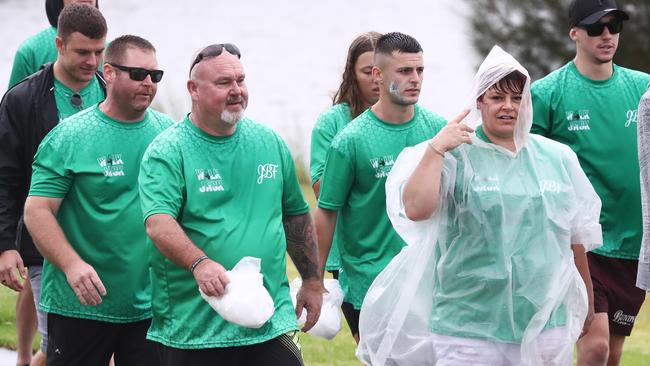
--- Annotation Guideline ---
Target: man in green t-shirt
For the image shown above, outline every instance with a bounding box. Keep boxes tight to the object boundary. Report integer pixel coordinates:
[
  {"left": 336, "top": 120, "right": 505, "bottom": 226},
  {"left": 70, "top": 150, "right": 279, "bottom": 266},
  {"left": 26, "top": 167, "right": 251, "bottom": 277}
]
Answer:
[
  {"left": 531, "top": 1, "right": 650, "bottom": 365},
  {"left": 0, "top": 5, "right": 107, "bottom": 366},
  {"left": 315, "top": 32, "right": 446, "bottom": 343},
  {"left": 139, "top": 43, "right": 323, "bottom": 366},
  {"left": 8, "top": 0, "right": 99, "bottom": 89},
  {"left": 23, "top": 35, "right": 172, "bottom": 365}
]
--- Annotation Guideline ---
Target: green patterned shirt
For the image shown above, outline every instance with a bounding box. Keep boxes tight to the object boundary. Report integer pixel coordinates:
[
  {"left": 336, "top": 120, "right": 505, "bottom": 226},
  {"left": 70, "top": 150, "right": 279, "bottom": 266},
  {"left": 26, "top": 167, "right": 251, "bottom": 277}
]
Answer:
[
  {"left": 30, "top": 104, "right": 174, "bottom": 322},
  {"left": 9, "top": 27, "right": 58, "bottom": 88},
  {"left": 532, "top": 62, "right": 650, "bottom": 259},
  {"left": 54, "top": 77, "right": 104, "bottom": 121},
  {"left": 139, "top": 116, "right": 309, "bottom": 348},
  {"left": 310, "top": 103, "right": 354, "bottom": 271},
  {"left": 318, "top": 105, "right": 446, "bottom": 308}
]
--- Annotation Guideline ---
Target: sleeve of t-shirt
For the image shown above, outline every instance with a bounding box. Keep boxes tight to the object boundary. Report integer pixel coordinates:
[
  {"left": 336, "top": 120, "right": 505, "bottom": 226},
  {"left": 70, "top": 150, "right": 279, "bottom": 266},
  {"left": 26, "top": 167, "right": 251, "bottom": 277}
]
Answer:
[
  {"left": 530, "top": 82, "right": 552, "bottom": 137},
  {"left": 310, "top": 112, "right": 337, "bottom": 185},
  {"left": 139, "top": 136, "right": 185, "bottom": 221},
  {"left": 317, "top": 136, "right": 354, "bottom": 211},
  {"left": 638, "top": 90, "right": 650, "bottom": 259},
  {"left": 565, "top": 147, "right": 602, "bottom": 251},
  {"left": 8, "top": 47, "right": 32, "bottom": 89},
  {"left": 277, "top": 135, "right": 309, "bottom": 216},
  {"left": 29, "top": 130, "right": 73, "bottom": 198}
]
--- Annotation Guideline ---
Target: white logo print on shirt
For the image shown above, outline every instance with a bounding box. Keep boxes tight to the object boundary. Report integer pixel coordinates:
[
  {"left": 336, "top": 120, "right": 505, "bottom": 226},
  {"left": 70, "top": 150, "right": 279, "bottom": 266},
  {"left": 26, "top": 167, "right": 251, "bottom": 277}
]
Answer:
[
  {"left": 97, "top": 154, "right": 124, "bottom": 177},
  {"left": 196, "top": 168, "right": 224, "bottom": 192},
  {"left": 370, "top": 155, "right": 395, "bottom": 178},
  {"left": 540, "top": 179, "right": 565, "bottom": 194},
  {"left": 472, "top": 174, "right": 500, "bottom": 192},
  {"left": 257, "top": 164, "right": 279, "bottom": 184},
  {"left": 625, "top": 109, "right": 638, "bottom": 128},
  {"left": 566, "top": 110, "right": 591, "bottom": 131}
]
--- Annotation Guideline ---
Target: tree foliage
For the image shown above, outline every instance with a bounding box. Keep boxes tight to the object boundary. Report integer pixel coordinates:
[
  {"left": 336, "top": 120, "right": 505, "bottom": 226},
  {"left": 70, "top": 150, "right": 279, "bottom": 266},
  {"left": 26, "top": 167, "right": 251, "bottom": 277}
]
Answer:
[{"left": 466, "top": 0, "right": 650, "bottom": 80}]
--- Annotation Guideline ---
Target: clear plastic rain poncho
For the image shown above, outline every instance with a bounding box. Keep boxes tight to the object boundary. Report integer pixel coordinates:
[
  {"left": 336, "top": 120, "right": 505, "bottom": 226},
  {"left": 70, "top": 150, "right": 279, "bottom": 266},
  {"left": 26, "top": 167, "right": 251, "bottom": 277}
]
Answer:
[{"left": 356, "top": 46, "right": 603, "bottom": 365}]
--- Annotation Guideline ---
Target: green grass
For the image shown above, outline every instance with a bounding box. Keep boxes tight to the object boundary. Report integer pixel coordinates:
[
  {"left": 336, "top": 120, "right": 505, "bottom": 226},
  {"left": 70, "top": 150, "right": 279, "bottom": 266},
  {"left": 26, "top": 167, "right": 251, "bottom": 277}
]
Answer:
[
  {"left": 0, "top": 286, "right": 41, "bottom": 351},
  {"left": 1, "top": 184, "right": 647, "bottom": 365}
]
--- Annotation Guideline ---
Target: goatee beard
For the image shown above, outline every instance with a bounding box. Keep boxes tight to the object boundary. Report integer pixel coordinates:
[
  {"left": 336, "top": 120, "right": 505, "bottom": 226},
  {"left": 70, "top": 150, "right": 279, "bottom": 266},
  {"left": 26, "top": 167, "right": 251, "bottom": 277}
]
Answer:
[{"left": 221, "top": 109, "right": 244, "bottom": 125}]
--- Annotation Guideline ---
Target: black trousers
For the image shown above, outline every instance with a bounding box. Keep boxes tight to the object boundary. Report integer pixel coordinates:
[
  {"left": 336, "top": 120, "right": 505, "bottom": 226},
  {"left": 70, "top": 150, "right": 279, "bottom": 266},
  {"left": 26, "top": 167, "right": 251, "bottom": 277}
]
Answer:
[
  {"left": 46, "top": 313, "right": 158, "bottom": 366},
  {"left": 341, "top": 301, "right": 361, "bottom": 337},
  {"left": 156, "top": 331, "right": 304, "bottom": 366}
]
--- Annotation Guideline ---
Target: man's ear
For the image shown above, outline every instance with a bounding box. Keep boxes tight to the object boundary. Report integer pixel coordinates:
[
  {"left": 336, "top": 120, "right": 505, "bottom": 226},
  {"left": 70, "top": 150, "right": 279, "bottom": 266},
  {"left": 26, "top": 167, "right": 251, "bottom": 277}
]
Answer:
[
  {"left": 103, "top": 63, "right": 115, "bottom": 83},
  {"left": 187, "top": 79, "right": 198, "bottom": 100},
  {"left": 372, "top": 66, "right": 383, "bottom": 84},
  {"left": 55, "top": 36, "right": 64, "bottom": 55}
]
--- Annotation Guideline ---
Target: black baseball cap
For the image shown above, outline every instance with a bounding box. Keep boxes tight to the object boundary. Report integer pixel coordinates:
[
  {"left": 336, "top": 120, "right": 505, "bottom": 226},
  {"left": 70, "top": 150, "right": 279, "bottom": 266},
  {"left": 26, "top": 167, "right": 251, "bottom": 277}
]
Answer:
[{"left": 569, "top": 0, "right": 629, "bottom": 27}]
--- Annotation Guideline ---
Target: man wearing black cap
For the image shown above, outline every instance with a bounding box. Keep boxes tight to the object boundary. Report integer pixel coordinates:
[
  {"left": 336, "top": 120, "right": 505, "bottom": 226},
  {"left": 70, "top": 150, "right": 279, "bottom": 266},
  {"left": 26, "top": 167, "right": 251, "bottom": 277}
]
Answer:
[{"left": 531, "top": 1, "right": 650, "bottom": 365}]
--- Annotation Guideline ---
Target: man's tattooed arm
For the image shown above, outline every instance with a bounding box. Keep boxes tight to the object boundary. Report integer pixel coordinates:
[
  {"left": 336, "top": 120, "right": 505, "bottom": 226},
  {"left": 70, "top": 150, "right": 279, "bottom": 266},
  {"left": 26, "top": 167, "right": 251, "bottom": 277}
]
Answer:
[{"left": 283, "top": 212, "right": 322, "bottom": 281}]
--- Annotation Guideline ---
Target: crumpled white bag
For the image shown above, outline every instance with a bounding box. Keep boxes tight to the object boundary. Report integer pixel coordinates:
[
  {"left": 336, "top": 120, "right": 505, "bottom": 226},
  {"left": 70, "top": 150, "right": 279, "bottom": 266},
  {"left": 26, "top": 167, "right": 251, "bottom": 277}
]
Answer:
[
  {"left": 199, "top": 256, "right": 274, "bottom": 328},
  {"left": 290, "top": 278, "right": 344, "bottom": 339}
]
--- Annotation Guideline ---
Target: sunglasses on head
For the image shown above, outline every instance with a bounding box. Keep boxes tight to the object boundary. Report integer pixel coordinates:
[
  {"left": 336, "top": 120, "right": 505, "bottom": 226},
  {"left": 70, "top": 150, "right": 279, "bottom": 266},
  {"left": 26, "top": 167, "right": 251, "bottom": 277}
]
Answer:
[
  {"left": 189, "top": 43, "right": 241, "bottom": 77},
  {"left": 578, "top": 19, "right": 623, "bottom": 37},
  {"left": 70, "top": 93, "right": 83, "bottom": 109},
  {"left": 108, "top": 63, "right": 164, "bottom": 83}
]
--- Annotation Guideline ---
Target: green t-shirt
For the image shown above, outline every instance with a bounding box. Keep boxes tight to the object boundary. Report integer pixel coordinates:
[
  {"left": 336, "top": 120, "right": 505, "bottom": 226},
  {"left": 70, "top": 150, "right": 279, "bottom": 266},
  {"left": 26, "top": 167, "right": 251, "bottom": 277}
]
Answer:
[
  {"left": 310, "top": 103, "right": 353, "bottom": 271},
  {"left": 8, "top": 27, "right": 58, "bottom": 88},
  {"left": 531, "top": 62, "right": 650, "bottom": 259},
  {"left": 29, "top": 104, "right": 174, "bottom": 322},
  {"left": 54, "top": 77, "right": 104, "bottom": 121},
  {"left": 318, "top": 105, "right": 446, "bottom": 308},
  {"left": 139, "top": 116, "right": 310, "bottom": 349}
]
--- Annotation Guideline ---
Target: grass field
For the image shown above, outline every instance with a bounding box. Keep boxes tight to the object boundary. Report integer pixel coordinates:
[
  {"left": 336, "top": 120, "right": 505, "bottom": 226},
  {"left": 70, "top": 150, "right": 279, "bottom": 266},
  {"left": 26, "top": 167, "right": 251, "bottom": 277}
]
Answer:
[{"left": 1, "top": 184, "right": 648, "bottom": 365}]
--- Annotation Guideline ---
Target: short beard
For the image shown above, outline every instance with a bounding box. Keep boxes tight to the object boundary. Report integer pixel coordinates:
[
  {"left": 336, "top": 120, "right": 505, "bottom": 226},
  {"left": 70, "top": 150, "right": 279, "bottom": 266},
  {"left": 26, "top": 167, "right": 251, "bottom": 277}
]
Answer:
[{"left": 221, "top": 109, "right": 244, "bottom": 125}]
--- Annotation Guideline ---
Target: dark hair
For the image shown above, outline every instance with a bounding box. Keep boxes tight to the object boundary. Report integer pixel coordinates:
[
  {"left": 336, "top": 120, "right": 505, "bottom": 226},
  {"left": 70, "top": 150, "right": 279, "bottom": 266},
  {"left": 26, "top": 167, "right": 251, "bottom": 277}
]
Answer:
[
  {"left": 57, "top": 3, "right": 107, "bottom": 41},
  {"left": 105, "top": 35, "right": 156, "bottom": 64},
  {"left": 480, "top": 70, "right": 527, "bottom": 100},
  {"left": 46, "top": 0, "right": 100, "bottom": 28},
  {"left": 332, "top": 31, "right": 382, "bottom": 118},
  {"left": 375, "top": 32, "right": 423, "bottom": 60}
]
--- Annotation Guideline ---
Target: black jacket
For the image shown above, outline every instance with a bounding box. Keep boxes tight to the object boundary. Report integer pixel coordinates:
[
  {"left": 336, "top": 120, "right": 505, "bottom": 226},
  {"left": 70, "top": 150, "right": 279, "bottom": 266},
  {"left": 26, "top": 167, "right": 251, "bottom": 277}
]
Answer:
[{"left": 0, "top": 63, "right": 106, "bottom": 265}]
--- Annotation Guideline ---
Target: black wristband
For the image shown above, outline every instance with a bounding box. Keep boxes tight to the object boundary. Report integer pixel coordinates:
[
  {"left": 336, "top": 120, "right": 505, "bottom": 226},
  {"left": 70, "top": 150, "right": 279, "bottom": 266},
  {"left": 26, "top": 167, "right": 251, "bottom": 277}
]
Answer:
[{"left": 190, "top": 255, "right": 209, "bottom": 273}]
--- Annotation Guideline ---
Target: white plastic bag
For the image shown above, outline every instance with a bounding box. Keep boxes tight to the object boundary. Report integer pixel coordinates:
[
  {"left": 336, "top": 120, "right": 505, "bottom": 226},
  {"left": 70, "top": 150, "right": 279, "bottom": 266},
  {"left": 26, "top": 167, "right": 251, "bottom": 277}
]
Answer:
[
  {"left": 199, "top": 256, "right": 274, "bottom": 328},
  {"left": 290, "top": 277, "right": 343, "bottom": 339}
]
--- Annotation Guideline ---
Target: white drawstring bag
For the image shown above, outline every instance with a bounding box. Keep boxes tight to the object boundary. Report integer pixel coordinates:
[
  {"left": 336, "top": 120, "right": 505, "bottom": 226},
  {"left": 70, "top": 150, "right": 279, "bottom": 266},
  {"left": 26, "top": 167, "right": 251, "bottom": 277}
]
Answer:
[
  {"left": 290, "top": 278, "right": 344, "bottom": 339},
  {"left": 199, "top": 256, "right": 275, "bottom": 328}
]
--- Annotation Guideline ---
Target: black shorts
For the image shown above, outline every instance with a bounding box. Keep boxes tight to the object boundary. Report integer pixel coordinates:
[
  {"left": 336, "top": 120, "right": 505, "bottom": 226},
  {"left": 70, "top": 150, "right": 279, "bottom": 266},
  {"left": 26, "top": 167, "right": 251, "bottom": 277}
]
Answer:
[
  {"left": 588, "top": 252, "right": 646, "bottom": 336},
  {"left": 341, "top": 301, "right": 360, "bottom": 337},
  {"left": 156, "top": 331, "right": 304, "bottom": 366},
  {"left": 46, "top": 313, "right": 158, "bottom": 366}
]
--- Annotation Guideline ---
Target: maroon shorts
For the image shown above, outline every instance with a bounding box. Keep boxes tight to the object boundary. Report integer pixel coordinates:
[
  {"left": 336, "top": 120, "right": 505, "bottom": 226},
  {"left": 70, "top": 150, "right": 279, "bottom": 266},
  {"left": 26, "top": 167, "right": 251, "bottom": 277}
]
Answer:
[{"left": 588, "top": 252, "right": 646, "bottom": 336}]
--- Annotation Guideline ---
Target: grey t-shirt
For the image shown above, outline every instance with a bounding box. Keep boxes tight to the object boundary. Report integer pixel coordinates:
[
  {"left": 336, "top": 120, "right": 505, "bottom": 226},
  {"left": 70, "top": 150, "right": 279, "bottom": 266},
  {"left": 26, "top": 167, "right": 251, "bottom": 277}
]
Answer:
[{"left": 637, "top": 85, "right": 650, "bottom": 291}]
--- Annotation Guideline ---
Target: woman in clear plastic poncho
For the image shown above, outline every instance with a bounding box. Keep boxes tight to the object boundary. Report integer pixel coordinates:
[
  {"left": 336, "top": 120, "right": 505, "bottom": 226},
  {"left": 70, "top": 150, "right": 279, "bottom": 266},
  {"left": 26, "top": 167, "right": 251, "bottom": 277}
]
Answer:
[{"left": 356, "top": 46, "right": 602, "bottom": 366}]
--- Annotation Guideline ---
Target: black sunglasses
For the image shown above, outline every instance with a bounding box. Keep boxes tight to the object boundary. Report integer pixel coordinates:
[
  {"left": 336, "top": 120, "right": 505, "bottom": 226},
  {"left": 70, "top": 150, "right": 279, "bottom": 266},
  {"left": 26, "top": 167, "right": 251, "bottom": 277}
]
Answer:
[
  {"left": 579, "top": 19, "right": 623, "bottom": 37},
  {"left": 108, "top": 63, "right": 164, "bottom": 83},
  {"left": 70, "top": 93, "right": 83, "bottom": 109},
  {"left": 189, "top": 43, "right": 241, "bottom": 77}
]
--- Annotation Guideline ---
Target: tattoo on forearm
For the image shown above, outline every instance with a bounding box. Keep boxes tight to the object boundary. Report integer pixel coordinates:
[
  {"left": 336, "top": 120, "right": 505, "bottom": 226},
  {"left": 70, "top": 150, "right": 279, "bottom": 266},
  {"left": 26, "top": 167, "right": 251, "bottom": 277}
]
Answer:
[{"left": 283, "top": 213, "right": 321, "bottom": 280}]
